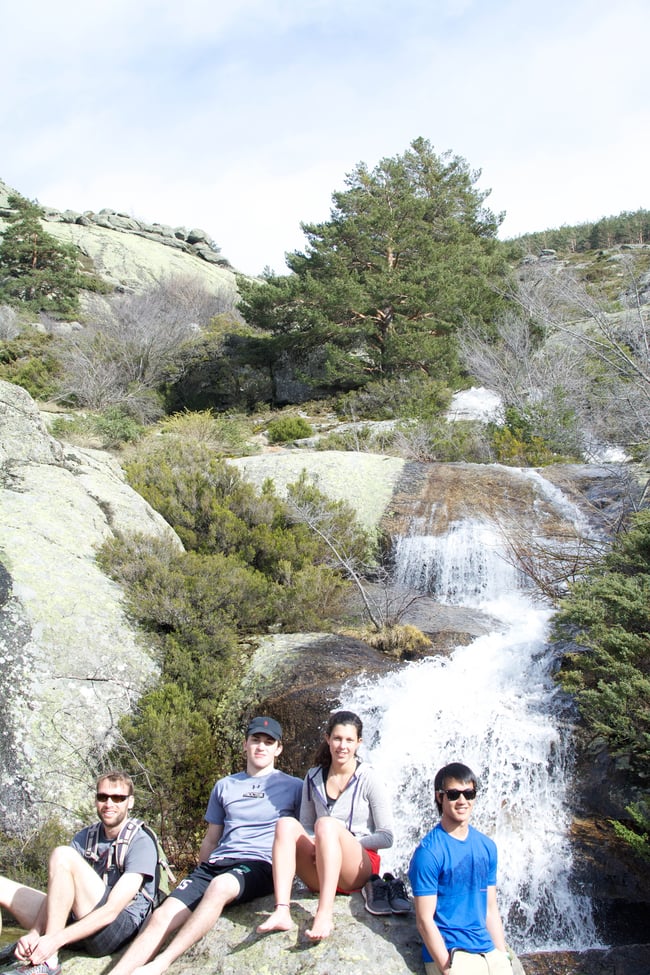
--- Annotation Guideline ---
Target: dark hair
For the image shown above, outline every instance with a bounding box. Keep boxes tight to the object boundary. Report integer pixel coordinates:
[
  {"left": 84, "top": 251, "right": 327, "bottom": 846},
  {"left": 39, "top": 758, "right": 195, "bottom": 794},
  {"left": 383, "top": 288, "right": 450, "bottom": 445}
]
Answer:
[
  {"left": 434, "top": 762, "right": 477, "bottom": 814},
  {"left": 313, "top": 710, "right": 363, "bottom": 769}
]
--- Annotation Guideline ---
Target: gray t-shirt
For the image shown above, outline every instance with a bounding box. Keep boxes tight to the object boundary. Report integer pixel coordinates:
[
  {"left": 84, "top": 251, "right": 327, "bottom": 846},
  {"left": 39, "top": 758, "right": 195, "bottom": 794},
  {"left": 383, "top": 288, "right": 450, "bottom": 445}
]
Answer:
[
  {"left": 205, "top": 768, "right": 302, "bottom": 864},
  {"left": 72, "top": 822, "right": 158, "bottom": 923}
]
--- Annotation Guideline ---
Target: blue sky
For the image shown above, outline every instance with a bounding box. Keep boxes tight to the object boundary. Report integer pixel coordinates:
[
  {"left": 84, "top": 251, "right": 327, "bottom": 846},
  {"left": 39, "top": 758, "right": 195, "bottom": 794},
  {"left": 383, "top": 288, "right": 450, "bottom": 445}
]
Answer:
[{"left": 2, "top": 0, "right": 648, "bottom": 275}]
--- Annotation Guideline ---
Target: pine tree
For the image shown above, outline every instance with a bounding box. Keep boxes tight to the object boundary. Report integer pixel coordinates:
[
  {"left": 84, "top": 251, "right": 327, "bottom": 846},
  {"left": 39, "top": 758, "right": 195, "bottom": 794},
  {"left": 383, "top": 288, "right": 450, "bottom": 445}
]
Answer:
[
  {"left": 555, "top": 509, "right": 650, "bottom": 860},
  {"left": 237, "top": 138, "right": 508, "bottom": 398},
  {"left": 0, "top": 193, "right": 85, "bottom": 316}
]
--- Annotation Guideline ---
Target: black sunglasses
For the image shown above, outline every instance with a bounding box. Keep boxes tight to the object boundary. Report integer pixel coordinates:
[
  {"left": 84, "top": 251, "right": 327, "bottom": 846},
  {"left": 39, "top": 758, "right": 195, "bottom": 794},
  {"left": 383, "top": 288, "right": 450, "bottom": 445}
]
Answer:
[
  {"left": 439, "top": 788, "right": 477, "bottom": 801},
  {"left": 96, "top": 793, "right": 130, "bottom": 803}
]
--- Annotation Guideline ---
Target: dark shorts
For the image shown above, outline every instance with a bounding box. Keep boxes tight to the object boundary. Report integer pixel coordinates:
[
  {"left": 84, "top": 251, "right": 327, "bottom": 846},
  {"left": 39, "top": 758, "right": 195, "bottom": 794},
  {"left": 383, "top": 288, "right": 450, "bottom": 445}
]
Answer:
[
  {"left": 70, "top": 887, "right": 151, "bottom": 957},
  {"left": 169, "top": 858, "right": 273, "bottom": 912}
]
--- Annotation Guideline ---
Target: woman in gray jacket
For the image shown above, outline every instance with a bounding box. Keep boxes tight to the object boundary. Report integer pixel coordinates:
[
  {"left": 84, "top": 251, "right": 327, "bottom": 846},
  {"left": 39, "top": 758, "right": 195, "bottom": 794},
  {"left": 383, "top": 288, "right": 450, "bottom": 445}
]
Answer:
[{"left": 257, "top": 710, "right": 393, "bottom": 940}]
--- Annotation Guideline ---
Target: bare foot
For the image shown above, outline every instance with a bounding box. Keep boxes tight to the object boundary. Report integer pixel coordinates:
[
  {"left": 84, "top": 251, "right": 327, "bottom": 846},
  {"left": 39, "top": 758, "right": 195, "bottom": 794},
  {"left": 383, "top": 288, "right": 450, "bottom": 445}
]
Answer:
[
  {"left": 305, "top": 910, "right": 333, "bottom": 940},
  {"left": 257, "top": 904, "right": 294, "bottom": 933},
  {"left": 132, "top": 961, "right": 169, "bottom": 975}
]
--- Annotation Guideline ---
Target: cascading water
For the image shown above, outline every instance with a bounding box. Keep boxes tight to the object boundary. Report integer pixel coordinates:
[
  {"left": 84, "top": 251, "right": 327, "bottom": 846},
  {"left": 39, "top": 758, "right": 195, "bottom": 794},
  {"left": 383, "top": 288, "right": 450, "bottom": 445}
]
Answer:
[{"left": 342, "top": 469, "right": 603, "bottom": 953}]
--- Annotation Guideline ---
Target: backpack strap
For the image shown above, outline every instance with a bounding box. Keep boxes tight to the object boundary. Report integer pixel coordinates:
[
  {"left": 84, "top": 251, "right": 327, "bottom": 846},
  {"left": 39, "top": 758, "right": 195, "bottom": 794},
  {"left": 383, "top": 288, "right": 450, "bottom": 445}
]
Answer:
[
  {"left": 112, "top": 818, "right": 143, "bottom": 874},
  {"left": 83, "top": 821, "right": 102, "bottom": 864}
]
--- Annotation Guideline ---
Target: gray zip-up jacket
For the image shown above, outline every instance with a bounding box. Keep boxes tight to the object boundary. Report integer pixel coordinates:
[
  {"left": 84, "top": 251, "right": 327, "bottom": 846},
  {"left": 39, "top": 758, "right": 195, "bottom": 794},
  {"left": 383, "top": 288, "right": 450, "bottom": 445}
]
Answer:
[{"left": 300, "top": 761, "right": 393, "bottom": 851}]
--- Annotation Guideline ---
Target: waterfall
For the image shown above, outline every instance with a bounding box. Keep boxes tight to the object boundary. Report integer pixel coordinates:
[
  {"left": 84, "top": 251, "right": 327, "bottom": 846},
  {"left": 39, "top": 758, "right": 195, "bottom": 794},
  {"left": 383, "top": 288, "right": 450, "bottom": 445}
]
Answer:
[{"left": 343, "top": 469, "right": 603, "bottom": 953}]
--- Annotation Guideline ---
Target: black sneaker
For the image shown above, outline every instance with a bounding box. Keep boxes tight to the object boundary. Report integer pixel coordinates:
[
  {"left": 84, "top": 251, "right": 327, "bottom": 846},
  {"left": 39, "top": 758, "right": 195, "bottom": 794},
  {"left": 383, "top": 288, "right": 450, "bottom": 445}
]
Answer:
[
  {"left": 383, "top": 872, "right": 412, "bottom": 914},
  {"left": 361, "top": 873, "right": 392, "bottom": 915}
]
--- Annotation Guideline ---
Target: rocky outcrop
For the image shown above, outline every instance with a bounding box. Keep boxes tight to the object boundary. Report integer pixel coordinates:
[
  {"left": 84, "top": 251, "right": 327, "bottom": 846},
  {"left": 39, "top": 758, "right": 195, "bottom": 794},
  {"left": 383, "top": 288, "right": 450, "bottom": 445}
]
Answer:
[
  {"left": 0, "top": 381, "right": 183, "bottom": 831},
  {"left": 232, "top": 450, "right": 405, "bottom": 532},
  {"left": 0, "top": 178, "right": 239, "bottom": 298},
  {"left": 241, "top": 632, "right": 399, "bottom": 775},
  {"left": 6, "top": 892, "right": 647, "bottom": 975}
]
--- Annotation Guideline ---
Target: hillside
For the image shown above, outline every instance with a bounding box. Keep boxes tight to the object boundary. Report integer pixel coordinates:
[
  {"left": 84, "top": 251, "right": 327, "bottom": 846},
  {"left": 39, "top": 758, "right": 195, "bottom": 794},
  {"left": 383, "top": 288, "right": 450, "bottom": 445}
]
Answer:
[{"left": 0, "top": 177, "right": 240, "bottom": 301}]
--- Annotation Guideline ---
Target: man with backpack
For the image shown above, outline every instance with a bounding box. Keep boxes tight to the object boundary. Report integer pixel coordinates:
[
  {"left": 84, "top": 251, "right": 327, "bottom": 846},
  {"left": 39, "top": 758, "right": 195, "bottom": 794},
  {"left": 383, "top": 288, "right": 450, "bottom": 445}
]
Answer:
[
  {"left": 107, "top": 716, "right": 302, "bottom": 975},
  {"left": 0, "top": 770, "right": 158, "bottom": 975}
]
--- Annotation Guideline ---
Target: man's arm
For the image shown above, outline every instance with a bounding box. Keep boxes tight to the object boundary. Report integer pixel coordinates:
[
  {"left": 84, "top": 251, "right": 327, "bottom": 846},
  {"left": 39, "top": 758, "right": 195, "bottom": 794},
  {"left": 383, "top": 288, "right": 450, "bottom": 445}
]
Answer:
[
  {"left": 413, "top": 893, "right": 453, "bottom": 974},
  {"left": 485, "top": 885, "right": 508, "bottom": 952},
  {"left": 198, "top": 823, "right": 223, "bottom": 864}
]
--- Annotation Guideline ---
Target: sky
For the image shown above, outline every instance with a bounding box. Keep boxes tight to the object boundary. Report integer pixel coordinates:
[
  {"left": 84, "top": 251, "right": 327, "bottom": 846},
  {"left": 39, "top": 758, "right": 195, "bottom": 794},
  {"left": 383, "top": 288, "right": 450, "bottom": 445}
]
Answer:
[{"left": 2, "top": 0, "right": 649, "bottom": 277}]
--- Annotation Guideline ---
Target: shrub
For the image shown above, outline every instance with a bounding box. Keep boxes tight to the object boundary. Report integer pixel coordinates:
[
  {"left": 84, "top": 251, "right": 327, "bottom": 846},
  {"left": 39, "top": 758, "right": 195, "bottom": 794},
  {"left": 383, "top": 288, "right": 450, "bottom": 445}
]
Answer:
[
  {"left": 488, "top": 406, "right": 576, "bottom": 466},
  {"left": 158, "top": 409, "right": 255, "bottom": 456},
  {"left": 555, "top": 509, "right": 650, "bottom": 860},
  {"left": 108, "top": 682, "right": 223, "bottom": 873},
  {"left": 51, "top": 407, "right": 144, "bottom": 448},
  {"left": 0, "top": 817, "right": 69, "bottom": 891},
  {"left": 336, "top": 375, "right": 453, "bottom": 421},
  {"left": 95, "top": 439, "right": 376, "bottom": 862},
  {"left": 392, "top": 418, "right": 494, "bottom": 463},
  {"left": 363, "top": 623, "right": 432, "bottom": 658},
  {"left": 316, "top": 423, "right": 397, "bottom": 454},
  {"left": 266, "top": 415, "right": 313, "bottom": 443},
  {"left": 0, "top": 328, "right": 61, "bottom": 400}
]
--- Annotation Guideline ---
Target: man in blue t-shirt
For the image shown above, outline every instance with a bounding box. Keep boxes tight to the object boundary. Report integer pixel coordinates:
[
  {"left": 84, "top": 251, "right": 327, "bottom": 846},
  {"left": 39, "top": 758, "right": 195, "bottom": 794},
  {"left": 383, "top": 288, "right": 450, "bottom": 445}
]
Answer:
[
  {"left": 0, "top": 771, "right": 157, "bottom": 975},
  {"left": 408, "top": 762, "right": 513, "bottom": 975},
  {"left": 107, "top": 717, "right": 302, "bottom": 975}
]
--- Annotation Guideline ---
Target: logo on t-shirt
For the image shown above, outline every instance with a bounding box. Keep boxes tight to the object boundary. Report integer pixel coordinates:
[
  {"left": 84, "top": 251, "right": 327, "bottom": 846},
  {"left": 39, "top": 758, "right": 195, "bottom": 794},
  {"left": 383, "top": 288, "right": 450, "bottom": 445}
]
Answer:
[{"left": 242, "top": 789, "right": 266, "bottom": 798}]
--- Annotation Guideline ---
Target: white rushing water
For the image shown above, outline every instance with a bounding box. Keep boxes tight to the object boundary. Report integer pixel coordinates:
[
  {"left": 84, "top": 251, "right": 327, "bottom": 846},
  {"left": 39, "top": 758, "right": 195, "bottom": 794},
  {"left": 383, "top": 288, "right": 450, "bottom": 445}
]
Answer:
[{"left": 343, "top": 488, "right": 603, "bottom": 952}]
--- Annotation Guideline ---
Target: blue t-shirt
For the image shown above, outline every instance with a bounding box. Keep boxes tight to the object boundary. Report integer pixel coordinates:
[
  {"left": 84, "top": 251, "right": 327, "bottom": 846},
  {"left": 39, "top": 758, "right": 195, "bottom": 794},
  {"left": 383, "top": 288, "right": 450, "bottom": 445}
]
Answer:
[
  {"left": 72, "top": 822, "right": 157, "bottom": 924},
  {"left": 408, "top": 822, "right": 498, "bottom": 959},
  {"left": 205, "top": 769, "right": 302, "bottom": 864}
]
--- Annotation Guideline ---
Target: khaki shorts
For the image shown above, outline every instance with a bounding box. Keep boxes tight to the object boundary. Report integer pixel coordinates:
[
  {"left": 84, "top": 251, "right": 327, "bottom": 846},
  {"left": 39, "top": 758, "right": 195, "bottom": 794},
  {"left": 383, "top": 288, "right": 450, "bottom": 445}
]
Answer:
[{"left": 424, "top": 948, "right": 514, "bottom": 975}]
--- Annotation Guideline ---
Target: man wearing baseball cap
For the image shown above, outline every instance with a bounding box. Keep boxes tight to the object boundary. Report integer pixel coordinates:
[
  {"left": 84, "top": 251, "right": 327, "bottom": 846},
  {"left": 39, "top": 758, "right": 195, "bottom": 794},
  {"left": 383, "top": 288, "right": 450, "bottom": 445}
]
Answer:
[{"left": 108, "top": 717, "right": 301, "bottom": 975}]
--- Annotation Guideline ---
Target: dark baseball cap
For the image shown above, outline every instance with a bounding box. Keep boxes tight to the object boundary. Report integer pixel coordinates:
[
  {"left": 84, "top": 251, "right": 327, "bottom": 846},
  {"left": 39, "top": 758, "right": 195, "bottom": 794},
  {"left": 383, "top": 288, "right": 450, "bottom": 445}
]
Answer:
[{"left": 246, "top": 716, "right": 282, "bottom": 740}]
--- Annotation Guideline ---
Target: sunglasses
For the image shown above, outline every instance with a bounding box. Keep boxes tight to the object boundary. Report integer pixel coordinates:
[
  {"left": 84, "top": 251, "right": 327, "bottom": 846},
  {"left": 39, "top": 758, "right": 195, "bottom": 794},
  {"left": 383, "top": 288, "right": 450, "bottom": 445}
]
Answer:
[
  {"left": 439, "top": 788, "right": 477, "bottom": 801},
  {"left": 96, "top": 793, "right": 130, "bottom": 803}
]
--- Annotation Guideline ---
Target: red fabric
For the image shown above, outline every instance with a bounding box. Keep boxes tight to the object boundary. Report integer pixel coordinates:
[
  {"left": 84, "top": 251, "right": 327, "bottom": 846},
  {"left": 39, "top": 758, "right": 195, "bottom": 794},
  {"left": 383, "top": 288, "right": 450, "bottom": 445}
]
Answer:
[{"left": 336, "top": 848, "right": 381, "bottom": 895}]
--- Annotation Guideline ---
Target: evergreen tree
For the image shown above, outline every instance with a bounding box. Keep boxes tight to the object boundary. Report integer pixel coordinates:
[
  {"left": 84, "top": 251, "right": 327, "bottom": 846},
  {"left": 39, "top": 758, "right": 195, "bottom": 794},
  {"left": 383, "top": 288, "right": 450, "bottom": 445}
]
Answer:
[
  {"left": 238, "top": 138, "right": 508, "bottom": 399},
  {"left": 0, "top": 193, "right": 86, "bottom": 316},
  {"left": 555, "top": 509, "right": 650, "bottom": 859}
]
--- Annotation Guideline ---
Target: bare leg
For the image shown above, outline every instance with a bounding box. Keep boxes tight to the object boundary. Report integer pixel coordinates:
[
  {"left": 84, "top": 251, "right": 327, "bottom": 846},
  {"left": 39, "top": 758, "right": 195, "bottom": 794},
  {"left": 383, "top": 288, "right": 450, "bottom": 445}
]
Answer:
[
  {"left": 132, "top": 873, "right": 240, "bottom": 975},
  {"left": 45, "top": 846, "right": 105, "bottom": 935},
  {"left": 0, "top": 876, "right": 47, "bottom": 962},
  {"left": 108, "top": 898, "right": 190, "bottom": 975},
  {"left": 6, "top": 846, "right": 105, "bottom": 967},
  {"left": 257, "top": 819, "right": 317, "bottom": 933},
  {"left": 0, "top": 876, "right": 46, "bottom": 930},
  {"left": 306, "top": 819, "right": 370, "bottom": 941}
]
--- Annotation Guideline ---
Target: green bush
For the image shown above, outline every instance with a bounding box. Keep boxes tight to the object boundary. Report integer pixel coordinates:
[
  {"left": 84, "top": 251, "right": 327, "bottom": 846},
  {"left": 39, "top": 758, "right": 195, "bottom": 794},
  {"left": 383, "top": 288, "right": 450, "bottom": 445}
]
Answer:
[
  {"left": 0, "top": 328, "right": 61, "bottom": 400},
  {"left": 108, "top": 683, "right": 220, "bottom": 872},
  {"left": 316, "top": 423, "right": 397, "bottom": 453},
  {"left": 392, "top": 418, "right": 494, "bottom": 463},
  {"left": 266, "top": 415, "right": 313, "bottom": 443},
  {"left": 336, "top": 375, "right": 453, "bottom": 421},
  {"left": 51, "top": 407, "right": 144, "bottom": 448},
  {"left": 555, "top": 509, "right": 650, "bottom": 860},
  {"left": 158, "top": 409, "right": 255, "bottom": 456},
  {"left": 0, "top": 817, "right": 69, "bottom": 892},
  {"left": 488, "top": 405, "right": 577, "bottom": 466}
]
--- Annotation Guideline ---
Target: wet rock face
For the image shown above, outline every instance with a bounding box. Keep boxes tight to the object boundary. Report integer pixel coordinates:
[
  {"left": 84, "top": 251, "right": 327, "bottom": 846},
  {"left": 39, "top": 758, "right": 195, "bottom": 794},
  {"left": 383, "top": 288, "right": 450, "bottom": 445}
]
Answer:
[{"left": 241, "top": 632, "right": 398, "bottom": 776}]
